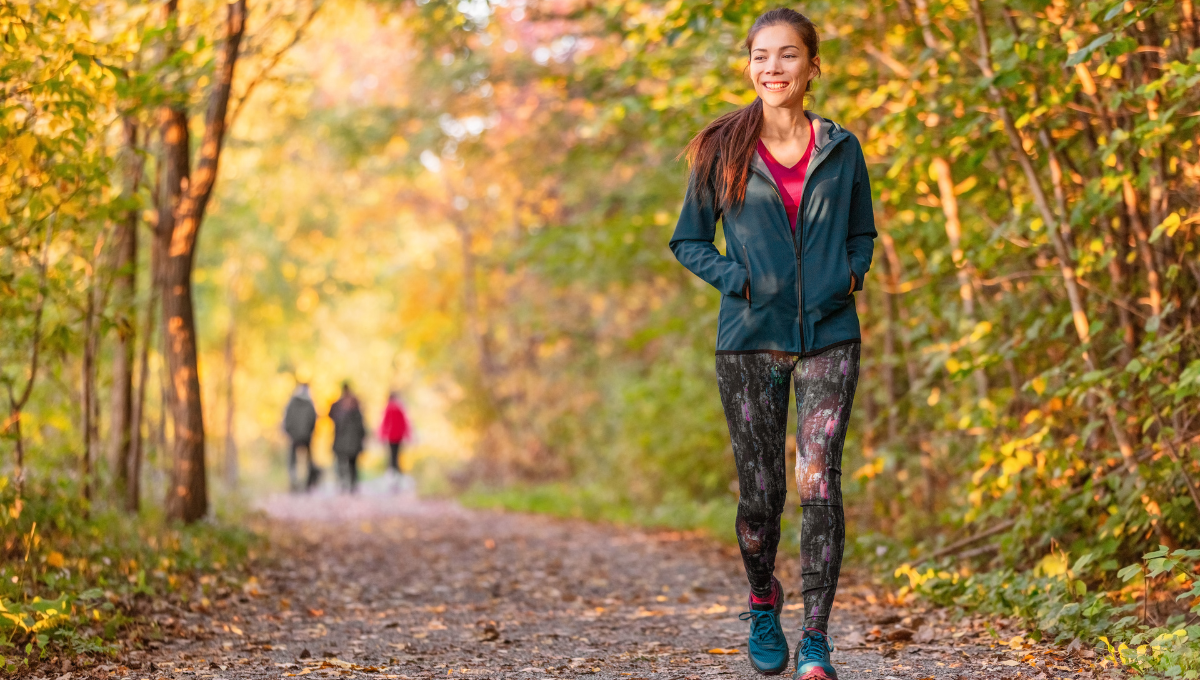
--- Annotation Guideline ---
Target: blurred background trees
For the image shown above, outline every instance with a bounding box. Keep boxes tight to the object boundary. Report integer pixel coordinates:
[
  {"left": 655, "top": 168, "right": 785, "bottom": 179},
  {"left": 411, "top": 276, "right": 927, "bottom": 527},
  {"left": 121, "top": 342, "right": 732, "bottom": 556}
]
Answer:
[{"left": 2, "top": 0, "right": 1199, "bottom": 657}]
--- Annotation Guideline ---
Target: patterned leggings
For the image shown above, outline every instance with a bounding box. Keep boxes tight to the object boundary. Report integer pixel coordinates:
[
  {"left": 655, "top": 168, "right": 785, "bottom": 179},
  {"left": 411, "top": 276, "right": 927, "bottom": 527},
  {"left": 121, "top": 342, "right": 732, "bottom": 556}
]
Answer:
[{"left": 715, "top": 343, "right": 860, "bottom": 632}]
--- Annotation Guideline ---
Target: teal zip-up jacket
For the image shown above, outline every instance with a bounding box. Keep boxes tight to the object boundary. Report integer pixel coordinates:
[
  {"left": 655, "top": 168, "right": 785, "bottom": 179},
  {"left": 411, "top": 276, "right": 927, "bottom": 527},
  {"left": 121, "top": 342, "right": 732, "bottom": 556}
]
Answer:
[{"left": 669, "top": 112, "right": 877, "bottom": 355}]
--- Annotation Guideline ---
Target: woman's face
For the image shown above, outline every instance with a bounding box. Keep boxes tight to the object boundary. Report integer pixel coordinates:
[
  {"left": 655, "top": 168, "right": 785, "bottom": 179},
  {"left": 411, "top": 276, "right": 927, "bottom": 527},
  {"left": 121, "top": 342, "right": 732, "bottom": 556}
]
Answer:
[{"left": 748, "top": 24, "right": 818, "bottom": 109}]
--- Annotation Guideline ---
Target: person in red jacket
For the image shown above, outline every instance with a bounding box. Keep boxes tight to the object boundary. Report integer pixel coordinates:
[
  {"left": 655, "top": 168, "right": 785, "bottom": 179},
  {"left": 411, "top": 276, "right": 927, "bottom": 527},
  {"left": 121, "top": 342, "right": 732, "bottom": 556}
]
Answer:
[{"left": 379, "top": 392, "right": 411, "bottom": 475}]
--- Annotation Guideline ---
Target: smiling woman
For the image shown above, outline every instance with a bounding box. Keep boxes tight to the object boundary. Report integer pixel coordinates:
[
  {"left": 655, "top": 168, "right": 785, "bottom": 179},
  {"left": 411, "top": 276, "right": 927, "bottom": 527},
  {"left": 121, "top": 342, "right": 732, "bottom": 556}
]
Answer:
[{"left": 668, "top": 8, "right": 876, "bottom": 680}]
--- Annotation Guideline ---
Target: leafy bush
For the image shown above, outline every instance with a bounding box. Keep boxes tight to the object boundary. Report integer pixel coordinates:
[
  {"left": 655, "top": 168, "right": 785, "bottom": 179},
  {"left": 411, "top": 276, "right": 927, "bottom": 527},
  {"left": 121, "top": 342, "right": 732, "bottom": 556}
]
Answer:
[
  {"left": 897, "top": 547, "right": 1200, "bottom": 678},
  {"left": 0, "top": 476, "right": 259, "bottom": 672}
]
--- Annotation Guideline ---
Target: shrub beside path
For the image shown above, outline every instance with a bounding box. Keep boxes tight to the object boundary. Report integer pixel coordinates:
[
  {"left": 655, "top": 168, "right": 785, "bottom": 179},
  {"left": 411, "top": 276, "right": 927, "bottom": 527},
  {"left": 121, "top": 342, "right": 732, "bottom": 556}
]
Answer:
[{"left": 95, "top": 489, "right": 1112, "bottom": 680}]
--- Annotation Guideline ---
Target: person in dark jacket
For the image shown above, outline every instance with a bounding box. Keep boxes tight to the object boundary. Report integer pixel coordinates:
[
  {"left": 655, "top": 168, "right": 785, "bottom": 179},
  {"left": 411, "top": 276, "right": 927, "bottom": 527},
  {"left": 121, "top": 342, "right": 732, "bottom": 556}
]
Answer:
[
  {"left": 282, "top": 383, "right": 318, "bottom": 492},
  {"left": 329, "top": 382, "right": 367, "bottom": 493},
  {"left": 668, "top": 9, "right": 875, "bottom": 680}
]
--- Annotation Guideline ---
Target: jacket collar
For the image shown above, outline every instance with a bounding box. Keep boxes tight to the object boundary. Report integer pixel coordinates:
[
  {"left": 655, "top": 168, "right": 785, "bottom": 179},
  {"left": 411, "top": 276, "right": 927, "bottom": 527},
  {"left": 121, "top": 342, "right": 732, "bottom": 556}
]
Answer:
[
  {"left": 750, "top": 111, "right": 848, "bottom": 192},
  {"left": 808, "top": 110, "right": 845, "bottom": 153}
]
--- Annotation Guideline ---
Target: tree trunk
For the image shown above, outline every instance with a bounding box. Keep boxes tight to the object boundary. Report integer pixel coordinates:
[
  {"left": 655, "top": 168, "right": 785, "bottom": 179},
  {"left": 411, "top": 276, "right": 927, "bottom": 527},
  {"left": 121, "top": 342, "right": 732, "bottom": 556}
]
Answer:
[
  {"left": 877, "top": 241, "right": 899, "bottom": 442},
  {"left": 223, "top": 302, "right": 238, "bottom": 489},
  {"left": 856, "top": 286, "right": 877, "bottom": 445},
  {"left": 1122, "top": 174, "right": 1163, "bottom": 316},
  {"left": 930, "top": 156, "right": 987, "bottom": 399},
  {"left": 1071, "top": 56, "right": 1164, "bottom": 319},
  {"left": 879, "top": 231, "right": 920, "bottom": 390},
  {"left": 159, "top": 202, "right": 207, "bottom": 521},
  {"left": 110, "top": 119, "right": 142, "bottom": 506},
  {"left": 82, "top": 263, "right": 98, "bottom": 505},
  {"left": 9, "top": 221, "right": 57, "bottom": 496},
  {"left": 157, "top": 0, "right": 247, "bottom": 523},
  {"left": 127, "top": 216, "right": 162, "bottom": 513}
]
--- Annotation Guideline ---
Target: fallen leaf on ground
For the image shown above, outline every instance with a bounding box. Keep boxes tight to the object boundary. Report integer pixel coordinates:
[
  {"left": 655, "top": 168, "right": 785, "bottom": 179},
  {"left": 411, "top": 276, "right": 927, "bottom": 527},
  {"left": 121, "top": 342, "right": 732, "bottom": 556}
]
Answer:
[{"left": 707, "top": 648, "right": 740, "bottom": 654}]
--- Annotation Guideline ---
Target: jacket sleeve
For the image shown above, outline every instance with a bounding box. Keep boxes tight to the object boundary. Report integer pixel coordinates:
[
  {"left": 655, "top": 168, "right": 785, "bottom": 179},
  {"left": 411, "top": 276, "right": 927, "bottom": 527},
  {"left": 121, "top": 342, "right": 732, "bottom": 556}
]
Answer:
[
  {"left": 668, "top": 172, "right": 748, "bottom": 297},
  {"left": 846, "top": 142, "right": 877, "bottom": 292}
]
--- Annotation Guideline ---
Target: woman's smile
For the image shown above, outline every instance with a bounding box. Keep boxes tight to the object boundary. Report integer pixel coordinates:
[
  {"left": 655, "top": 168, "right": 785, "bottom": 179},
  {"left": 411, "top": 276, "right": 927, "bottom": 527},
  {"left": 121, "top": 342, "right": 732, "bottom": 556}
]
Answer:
[{"left": 762, "top": 81, "right": 790, "bottom": 92}]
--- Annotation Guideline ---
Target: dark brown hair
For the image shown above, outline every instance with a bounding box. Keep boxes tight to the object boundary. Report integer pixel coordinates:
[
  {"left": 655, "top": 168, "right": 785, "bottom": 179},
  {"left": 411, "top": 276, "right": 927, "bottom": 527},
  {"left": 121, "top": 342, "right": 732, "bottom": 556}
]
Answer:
[{"left": 683, "top": 8, "right": 821, "bottom": 212}]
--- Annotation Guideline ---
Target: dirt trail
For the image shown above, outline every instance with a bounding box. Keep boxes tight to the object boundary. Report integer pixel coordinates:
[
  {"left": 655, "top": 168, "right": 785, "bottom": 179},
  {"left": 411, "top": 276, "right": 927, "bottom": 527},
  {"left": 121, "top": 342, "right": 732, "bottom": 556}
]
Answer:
[{"left": 99, "top": 488, "right": 1104, "bottom": 680}]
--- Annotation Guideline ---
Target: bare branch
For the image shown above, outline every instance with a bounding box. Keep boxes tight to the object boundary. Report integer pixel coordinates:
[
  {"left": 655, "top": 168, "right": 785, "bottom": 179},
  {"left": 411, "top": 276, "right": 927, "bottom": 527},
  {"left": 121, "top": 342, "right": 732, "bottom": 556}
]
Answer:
[{"left": 227, "top": 1, "right": 323, "bottom": 130}]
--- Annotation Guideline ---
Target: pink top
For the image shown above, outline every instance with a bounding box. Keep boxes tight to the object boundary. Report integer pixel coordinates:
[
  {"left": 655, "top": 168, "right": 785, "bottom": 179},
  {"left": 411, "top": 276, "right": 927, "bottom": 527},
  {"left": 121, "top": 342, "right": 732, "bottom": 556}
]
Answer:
[
  {"left": 756, "top": 125, "right": 816, "bottom": 232},
  {"left": 379, "top": 400, "right": 410, "bottom": 444}
]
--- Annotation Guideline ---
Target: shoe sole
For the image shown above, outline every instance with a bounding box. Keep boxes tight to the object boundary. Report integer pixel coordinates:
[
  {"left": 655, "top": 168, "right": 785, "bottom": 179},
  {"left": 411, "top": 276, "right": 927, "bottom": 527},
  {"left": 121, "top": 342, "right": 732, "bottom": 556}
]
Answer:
[
  {"left": 749, "top": 653, "right": 788, "bottom": 676},
  {"left": 794, "top": 669, "right": 836, "bottom": 680}
]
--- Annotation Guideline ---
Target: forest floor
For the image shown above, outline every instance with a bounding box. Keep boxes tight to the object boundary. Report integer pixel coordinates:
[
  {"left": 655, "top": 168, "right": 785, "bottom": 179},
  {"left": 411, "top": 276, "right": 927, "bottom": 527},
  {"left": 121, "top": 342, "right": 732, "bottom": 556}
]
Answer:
[{"left": 52, "top": 483, "right": 1120, "bottom": 680}]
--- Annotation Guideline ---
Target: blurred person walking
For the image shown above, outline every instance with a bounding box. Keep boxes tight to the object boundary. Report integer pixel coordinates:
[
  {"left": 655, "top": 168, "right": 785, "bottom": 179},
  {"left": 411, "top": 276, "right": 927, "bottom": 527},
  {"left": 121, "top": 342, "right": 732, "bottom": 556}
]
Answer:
[
  {"left": 283, "top": 382, "right": 318, "bottom": 492},
  {"left": 379, "top": 391, "right": 411, "bottom": 486},
  {"left": 669, "top": 9, "right": 875, "bottom": 679},
  {"left": 329, "top": 382, "right": 367, "bottom": 494}
]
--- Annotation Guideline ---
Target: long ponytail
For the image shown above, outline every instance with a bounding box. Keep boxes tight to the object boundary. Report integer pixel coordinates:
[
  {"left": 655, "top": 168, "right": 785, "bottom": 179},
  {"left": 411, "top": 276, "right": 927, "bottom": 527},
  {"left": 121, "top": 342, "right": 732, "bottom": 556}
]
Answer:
[{"left": 682, "top": 99, "right": 765, "bottom": 214}]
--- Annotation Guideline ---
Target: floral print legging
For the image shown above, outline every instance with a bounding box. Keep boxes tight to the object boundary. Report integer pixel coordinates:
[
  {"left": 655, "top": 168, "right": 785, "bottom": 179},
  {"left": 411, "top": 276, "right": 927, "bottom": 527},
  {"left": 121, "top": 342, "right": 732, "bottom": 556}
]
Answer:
[{"left": 715, "top": 343, "right": 860, "bottom": 632}]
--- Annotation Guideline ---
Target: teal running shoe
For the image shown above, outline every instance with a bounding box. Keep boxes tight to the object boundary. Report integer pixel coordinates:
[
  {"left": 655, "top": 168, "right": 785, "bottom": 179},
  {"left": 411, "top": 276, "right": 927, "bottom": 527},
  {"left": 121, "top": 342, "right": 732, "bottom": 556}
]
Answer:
[
  {"left": 737, "top": 578, "right": 789, "bottom": 675},
  {"left": 792, "top": 627, "right": 837, "bottom": 680}
]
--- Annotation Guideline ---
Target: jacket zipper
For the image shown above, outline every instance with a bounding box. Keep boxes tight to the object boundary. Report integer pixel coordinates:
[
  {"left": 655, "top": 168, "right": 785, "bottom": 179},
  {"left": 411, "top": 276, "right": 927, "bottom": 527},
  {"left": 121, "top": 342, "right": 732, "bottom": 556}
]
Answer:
[
  {"left": 795, "top": 133, "right": 849, "bottom": 353},
  {"left": 751, "top": 128, "right": 850, "bottom": 354},
  {"left": 742, "top": 244, "right": 752, "bottom": 306}
]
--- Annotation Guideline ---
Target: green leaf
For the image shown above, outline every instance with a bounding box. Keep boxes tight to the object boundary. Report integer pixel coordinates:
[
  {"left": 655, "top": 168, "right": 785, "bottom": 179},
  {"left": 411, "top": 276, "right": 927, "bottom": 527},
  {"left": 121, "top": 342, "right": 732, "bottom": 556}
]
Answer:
[
  {"left": 1067, "top": 34, "right": 1114, "bottom": 67},
  {"left": 1104, "top": 1, "right": 1127, "bottom": 20},
  {"left": 1106, "top": 36, "right": 1138, "bottom": 58},
  {"left": 1072, "top": 552, "right": 1096, "bottom": 573},
  {"left": 1147, "top": 557, "right": 1177, "bottom": 577},
  {"left": 1149, "top": 213, "right": 1181, "bottom": 242},
  {"left": 1119, "top": 563, "right": 1144, "bottom": 581}
]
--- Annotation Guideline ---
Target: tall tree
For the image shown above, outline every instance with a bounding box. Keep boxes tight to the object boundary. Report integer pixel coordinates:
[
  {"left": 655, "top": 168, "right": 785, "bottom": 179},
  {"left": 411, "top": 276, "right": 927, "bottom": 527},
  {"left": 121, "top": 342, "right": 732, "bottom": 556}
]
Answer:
[
  {"left": 156, "top": 0, "right": 247, "bottom": 522},
  {"left": 110, "top": 120, "right": 144, "bottom": 509}
]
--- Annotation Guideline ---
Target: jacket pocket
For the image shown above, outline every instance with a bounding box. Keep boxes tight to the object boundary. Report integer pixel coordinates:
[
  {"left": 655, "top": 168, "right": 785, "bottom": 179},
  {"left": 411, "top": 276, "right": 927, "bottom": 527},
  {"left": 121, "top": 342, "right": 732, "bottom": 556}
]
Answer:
[
  {"left": 843, "top": 250, "right": 854, "bottom": 297},
  {"left": 742, "top": 244, "right": 753, "bottom": 306}
]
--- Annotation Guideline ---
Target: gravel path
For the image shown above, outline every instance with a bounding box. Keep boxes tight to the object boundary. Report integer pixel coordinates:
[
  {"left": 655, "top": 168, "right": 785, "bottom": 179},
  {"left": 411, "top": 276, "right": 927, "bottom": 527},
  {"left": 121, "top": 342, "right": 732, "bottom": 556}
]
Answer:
[{"left": 99, "top": 487, "right": 1110, "bottom": 680}]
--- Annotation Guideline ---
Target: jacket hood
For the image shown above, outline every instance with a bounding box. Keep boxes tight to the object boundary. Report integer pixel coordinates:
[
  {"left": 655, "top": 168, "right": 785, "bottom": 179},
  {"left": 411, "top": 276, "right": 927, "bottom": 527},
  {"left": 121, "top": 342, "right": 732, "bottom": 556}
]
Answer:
[{"left": 751, "top": 111, "right": 848, "bottom": 193}]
